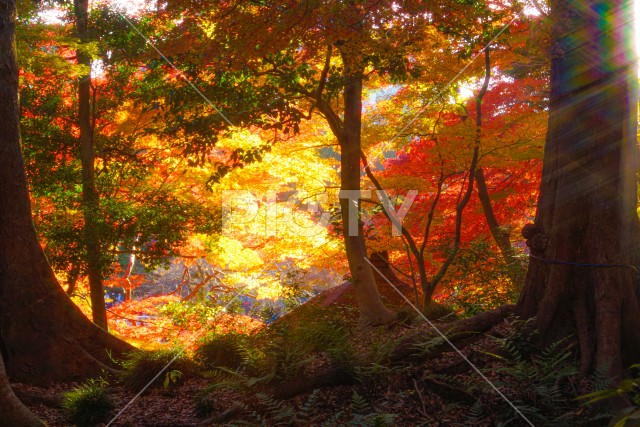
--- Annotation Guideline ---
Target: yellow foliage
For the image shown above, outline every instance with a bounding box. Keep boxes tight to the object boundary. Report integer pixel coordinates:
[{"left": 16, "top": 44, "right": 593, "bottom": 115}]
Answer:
[{"left": 206, "top": 236, "right": 264, "bottom": 270}]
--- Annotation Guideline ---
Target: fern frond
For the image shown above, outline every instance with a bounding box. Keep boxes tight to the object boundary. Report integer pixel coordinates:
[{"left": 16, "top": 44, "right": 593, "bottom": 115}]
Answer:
[
  {"left": 295, "top": 389, "right": 320, "bottom": 424},
  {"left": 321, "top": 411, "right": 344, "bottom": 426},
  {"left": 466, "top": 399, "right": 485, "bottom": 424},
  {"left": 255, "top": 393, "right": 294, "bottom": 421},
  {"left": 350, "top": 390, "right": 372, "bottom": 415}
]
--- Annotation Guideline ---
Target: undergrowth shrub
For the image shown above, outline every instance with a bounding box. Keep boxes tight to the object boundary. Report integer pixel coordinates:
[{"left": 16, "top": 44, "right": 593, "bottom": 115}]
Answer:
[
  {"left": 196, "top": 332, "right": 248, "bottom": 370},
  {"left": 199, "top": 305, "right": 355, "bottom": 396},
  {"left": 346, "top": 390, "right": 396, "bottom": 426},
  {"left": 354, "top": 328, "right": 403, "bottom": 386},
  {"left": 485, "top": 318, "right": 609, "bottom": 426},
  {"left": 500, "top": 316, "right": 539, "bottom": 358},
  {"left": 270, "top": 305, "right": 354, "bottom": 381},
  {"left": 421, "top": 302, "right": 456, "bottom": 322},
  {"left": 271, "top": 304, "right": 352, "bottom": 352},
  {"left": 579, "top": 363, "right": 640, "bottom": 427},
  {"left": 409, "top": 333, "right": 449, "bottom": 359},
  {"left": 439, "top": 239, "right": 520, "bottom": 316},
  {"left": 62, "top": 378, "right": 114, "bottom": 427},
  {"left": 263, "top": 332, "right": 314, "bottom": 382},
  {"left": 160, "top": 300, "right": 225, "bottom": 327},
  {"left": 199, "top": 329, "right": 304, "bottom": 393},
  {"left": 119, "top": 348, "right": 195, "bottom": 390},
  {"left": 282, "top": 305, "right": 354, "bottom": 375},
  {"left": 194, "top": 389, "right": 225, "bottom": 418}
]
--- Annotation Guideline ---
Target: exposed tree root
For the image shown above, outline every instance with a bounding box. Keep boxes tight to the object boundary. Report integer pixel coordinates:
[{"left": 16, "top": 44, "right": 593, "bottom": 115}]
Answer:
[
  {"left": 268, "top": 305, "right": 514, "bottom": 400},
  {"left": 0, "top": 355, "right": 44, "bottom": 426},
  {"left": 422, "top": 376, "right": 476, "bottom": 404},
  {"left": 273, "top": 367, "right": 355, "bottom": 400},
  {"left": 11, "top": 387, "right": 61, "bottom": 408},
  {"left": 198, "top": 405, "right": 246, "bottom": 426},
  {"left": 391, "top": 304, "right": 515, "bottom": 363}
]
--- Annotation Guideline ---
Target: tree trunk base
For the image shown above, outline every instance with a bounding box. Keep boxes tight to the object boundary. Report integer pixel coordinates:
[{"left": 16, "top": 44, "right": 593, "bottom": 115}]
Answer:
[
  {"left": 1, "top": 269, "right": 133, "bottom": 385},
  {"left": 0, "top": 355, "right": 44, "bottom": 426}
]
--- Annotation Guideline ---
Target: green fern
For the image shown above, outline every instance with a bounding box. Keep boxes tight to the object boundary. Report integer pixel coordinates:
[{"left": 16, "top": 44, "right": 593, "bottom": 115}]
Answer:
[
  {"left": 488, "top": 321, "right": 610, "bottom": 426},
  {"left": 354, "top": 362, "right": 401, "bottom": 385},
  {"left": 224, "top": 387, "right": 397, "bottom": 426},
  {"left": 590, "top": 361, "right": 615, "bottom": 392},
  {"left": 410, "top": 335, "right": 446, "bottom": 358},
  {"left": 465, "top": 399, "right": 485, "bottom": 425},
  {"left": 321, "top": 411, "right": 345, "bottom": 426},
  {"left": 578, "top": 363, "right": 640, "bottom": 427},
  {"left": 236, "top": 336, "right": 272, "bottom": 378},
  {"left": 202, "top": 366, "right": 253, "bottom": 392},
  {"left": 364, "top": 328, "right": 399, "bottom": 365},
  {"left": 294, "top": 389, "right": 320, "bottom": 424},
  {"left": 226, "top": 392, "right": 299, "bottom": 426},
  {"left": 350, "top": 390, "right": 372, "bottom": 415},
  {"left": 349, "top": 413, "right": 396, "bottom": 427},
  {"left": 346, "top": 390, "right": 396, "bottom": 427},
  {"left": 255, "top": 393, "right": 295, "bottom": 421},
  {"left": 500, "top": 316, "right": 539, "bottom": 360}
]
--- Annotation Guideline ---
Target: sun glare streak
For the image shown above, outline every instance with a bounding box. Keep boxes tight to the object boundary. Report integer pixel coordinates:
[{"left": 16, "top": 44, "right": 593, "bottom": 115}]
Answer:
[
  {"left": 635, "top": 0, "right": 640, "bottom": 57},
  {"left": 106, "top": 0, "right": 155, "bottom": 16}
]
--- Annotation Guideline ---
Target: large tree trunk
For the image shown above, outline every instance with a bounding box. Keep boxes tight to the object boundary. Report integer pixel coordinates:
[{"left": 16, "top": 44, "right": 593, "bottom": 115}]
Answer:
[
  {"left": 517, "top": 0, "right": 640, "bottom": 377},
  {"left": 0, "top": 0, "right": 133, "bottom": 384},
  {"left": 0, "top": 353, "right": 43, "bottom": 427},
  {"left": 74, "top": 0, "right": 108, "bottom": 330},
  {"left": 337, "top": 48, "right": 395, "bottom": 325}
]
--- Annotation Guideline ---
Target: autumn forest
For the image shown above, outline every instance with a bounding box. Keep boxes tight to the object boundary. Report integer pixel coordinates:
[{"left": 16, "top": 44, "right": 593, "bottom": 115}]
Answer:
[{"left": 1, "top": 0, "right": 639, "bottom": 425}]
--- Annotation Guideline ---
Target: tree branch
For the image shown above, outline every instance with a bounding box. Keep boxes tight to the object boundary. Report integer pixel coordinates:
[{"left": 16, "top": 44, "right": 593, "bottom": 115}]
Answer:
[
  {"left": 428, "top": 48, "right": 490, "bottom": 289},
  {"left": 316, "top": 44, "right": 332, "bottom": 101}
]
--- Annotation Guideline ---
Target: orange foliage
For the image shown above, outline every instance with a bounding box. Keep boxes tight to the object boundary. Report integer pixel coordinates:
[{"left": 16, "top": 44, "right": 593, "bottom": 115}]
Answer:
[{"left": 107, "top": 295, "right": 262, "bottom": 350}]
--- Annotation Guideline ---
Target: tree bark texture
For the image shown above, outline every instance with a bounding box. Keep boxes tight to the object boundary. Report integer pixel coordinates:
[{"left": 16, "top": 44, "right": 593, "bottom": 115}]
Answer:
[
  {"left": 0, "top": 0, "right": 133, "bottom": 384},
  {"left": 517, "top": 0, "right": 640, "bottom": 376}
]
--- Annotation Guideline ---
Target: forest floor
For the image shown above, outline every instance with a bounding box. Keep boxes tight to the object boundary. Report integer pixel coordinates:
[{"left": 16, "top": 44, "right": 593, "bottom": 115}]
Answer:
[{"left": 14, "top": 285, "right": 607, "bottom": 426}]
